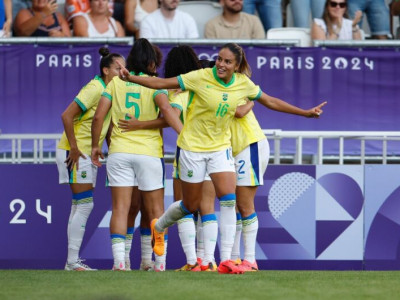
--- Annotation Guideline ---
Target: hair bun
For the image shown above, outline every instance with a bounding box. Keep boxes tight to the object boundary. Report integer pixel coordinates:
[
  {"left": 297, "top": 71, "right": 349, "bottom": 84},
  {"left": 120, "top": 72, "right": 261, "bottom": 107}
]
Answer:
[{"left": 99, "top": 47, "right": 110, "bottom": 57}]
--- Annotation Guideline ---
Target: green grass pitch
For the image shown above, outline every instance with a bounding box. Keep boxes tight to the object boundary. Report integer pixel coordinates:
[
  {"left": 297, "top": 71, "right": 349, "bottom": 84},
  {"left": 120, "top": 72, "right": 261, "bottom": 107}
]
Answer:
[{"left": 1, "top": 270, "right": 400, "bottom": 300}]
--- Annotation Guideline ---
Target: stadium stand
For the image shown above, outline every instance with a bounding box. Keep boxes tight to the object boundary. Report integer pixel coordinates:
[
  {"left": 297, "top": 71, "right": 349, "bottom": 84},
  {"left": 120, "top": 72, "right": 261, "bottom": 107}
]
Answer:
[
  {"left": 267, "top": 27, "right": 311, "bottom": 47},
  {"left": 177, "top": 1, "right": 222, "bottom": 38}
]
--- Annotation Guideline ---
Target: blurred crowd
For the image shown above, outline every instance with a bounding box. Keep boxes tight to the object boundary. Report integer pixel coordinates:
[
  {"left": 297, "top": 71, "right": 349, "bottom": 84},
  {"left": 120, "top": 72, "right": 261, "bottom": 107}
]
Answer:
[{"left": 1, "top": 0, "right": 399, "bottom": 40}]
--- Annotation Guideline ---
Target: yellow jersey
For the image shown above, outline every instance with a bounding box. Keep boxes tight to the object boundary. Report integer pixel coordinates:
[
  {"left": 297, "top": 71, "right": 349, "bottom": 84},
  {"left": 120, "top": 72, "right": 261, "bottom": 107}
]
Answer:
[
  {"left": 102, "top": 74, "right": 167, "bottom": 158},
  {"left": 230, "top": 110, "right": 266, "bottom": 157},
  {"left": 177, "top": 66, "right": 262, "bottom": 152},
  {"left": 58, "top": 76, "right": 110, "bottom": 155},
  {"left": 168, "top": 89, "right": 195, "bottom": 125}
]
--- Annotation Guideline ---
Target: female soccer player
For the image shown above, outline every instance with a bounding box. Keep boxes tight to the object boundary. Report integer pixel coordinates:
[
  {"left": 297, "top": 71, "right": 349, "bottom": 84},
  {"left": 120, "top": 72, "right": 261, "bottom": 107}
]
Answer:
[
  {"left": 91, "top": 38, "right": 181, "bottom": 271},
  {"left": 118, "top": 45, "right": 218, "bottom": 271},
  {"left": 117, "top": 42, "right": 326, "bottom": 274},
  {"left": 56, "top": 47, "right": 124, "bottom": 271},
  {"left": 230, "top": 101, "right": 269, "bottom": 272}
]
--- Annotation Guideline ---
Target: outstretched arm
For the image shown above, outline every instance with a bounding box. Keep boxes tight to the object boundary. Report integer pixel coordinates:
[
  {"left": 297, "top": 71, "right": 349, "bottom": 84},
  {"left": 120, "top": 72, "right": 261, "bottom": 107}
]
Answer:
[
  {"left": 117, "top": 60, "right": 180, "bottom": 90},
  {"left": 91, "top": 97, "right": 112, "bottom": 167},
  {"left": 257, "top": 92, "right": 327, "bottom": 118},
  {"left": 61, "top": 101, "right": 86, "bottom": 170}
]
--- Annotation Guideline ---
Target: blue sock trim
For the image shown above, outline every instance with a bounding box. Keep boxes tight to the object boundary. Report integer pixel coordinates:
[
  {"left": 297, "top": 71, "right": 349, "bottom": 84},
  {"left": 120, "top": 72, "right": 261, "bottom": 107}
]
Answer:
[
  {"left": 127, "top": 227, "right": 135, "bottom": 234},
  {"left": 218, "top": 193, "right": 236, "bottom": 201},
  {"left": 73, "top": 190, "right": 93, "bottom": 200},
  {"left": 242, "top": 212, "right": 257, "bottom": 221},
  {"left": 140, "top": 227, "right": 151, "bottom": 236},
  {"left": 110, "top": 234, "right": 126, "bottom": 240},
  {"left": 165, "top": 234, "right": 169, "bottom": 242},
  {"left": 236, "top": 213, "right": 242, "bottom": 220},
  {"left": 179, "top": 201, "right": 191, "bottom": 215},
  {"left": 201, "top": 213, "right": 217, "bottom": 223}
]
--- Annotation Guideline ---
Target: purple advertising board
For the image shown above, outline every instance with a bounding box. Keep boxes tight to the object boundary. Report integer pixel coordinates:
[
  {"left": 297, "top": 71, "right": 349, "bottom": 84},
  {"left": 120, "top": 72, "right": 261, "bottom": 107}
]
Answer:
[
  {"left": 2, "top": 163, "right": 400, "bottom": 270},
  {"left": 1, "top": 44, "right": 399, "bottom": 155}
]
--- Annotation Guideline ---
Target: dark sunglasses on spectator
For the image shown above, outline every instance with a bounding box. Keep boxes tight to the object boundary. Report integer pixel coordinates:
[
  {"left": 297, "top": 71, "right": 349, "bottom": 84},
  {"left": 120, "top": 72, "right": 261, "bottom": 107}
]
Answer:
[{"left": 329, "top": 1, "right": 347, "bottom": 8}]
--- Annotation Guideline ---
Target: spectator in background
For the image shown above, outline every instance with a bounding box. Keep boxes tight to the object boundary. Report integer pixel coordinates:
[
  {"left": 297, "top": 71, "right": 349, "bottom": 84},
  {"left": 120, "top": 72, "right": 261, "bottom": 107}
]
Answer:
[
  {"left": 140, "top": 0, "right": 198, "bottom": 38},
  {"left": 391, "top": 0, "right": 400, "bottom": 39},
  {"left": 205, "top": 0, "right": 265, "bottom": 39},
  {"left": 73, "top": 0, "right": 125, "bottom": 37},
  {"left": 311, "top": 0, "right": 362, "bottom": 40},
  {"left": 124, "top": 0, "right": 158, "bottom": 38},
  {"left": 0, "top": 0, "right": 11, "bottom": 37},
  {"left": 290, "top": 0, "right": 325, "bottom": 28},
  {"left": 12, "top": 0, "right": 30, "bottom": 20},
  {"left": 65, "top": 0, "right": 114, "bottom": 24},
  {"left": 243, "top": 0, "right": 282, "bottom": 32},
  {"left": 13, "top": 0, "right": 70, "bottom": 37},
  {"left": 347, "top": 0, "right": 390, "bottom": 39}
]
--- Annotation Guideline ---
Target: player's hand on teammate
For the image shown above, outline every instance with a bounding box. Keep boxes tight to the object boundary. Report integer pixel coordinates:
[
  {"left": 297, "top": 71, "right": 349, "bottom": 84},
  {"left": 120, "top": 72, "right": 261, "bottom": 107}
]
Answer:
[
  {"left": 65, "top": 147, "right": 86, "bottom": 170},
  {"left": 306, "top": 101, "right": 327, "bottom": 118},
  {"left": 118, "top": 114, "right": 141, "bottom": 132},
  {"left": 91, "top": 147, "right": 104, "bottom": 167}
]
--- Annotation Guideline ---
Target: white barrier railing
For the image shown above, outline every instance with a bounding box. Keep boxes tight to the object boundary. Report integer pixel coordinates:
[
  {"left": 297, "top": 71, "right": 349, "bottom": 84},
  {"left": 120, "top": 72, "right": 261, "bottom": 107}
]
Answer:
[
  {"left": 1, "top": 131, "right": 399, "bottom": 164},
  {"left": 0, "top": 38, "right": 300, "bottom": 47},
  {"left": 264, "top": 130, "right": 400, "bottom": 165}
]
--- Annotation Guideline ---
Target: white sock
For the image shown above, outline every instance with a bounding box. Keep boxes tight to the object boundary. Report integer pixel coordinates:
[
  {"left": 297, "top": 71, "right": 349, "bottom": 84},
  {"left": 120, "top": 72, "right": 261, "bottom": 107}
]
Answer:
[
  {"left": 231, "top": 213, "right": 242, "bottom": 261},
  {"left": 242, "top": 213, "right": 258, "bottom": 264},
  {"left": 177, "top": 214, "right": 197, "bottom": 265},
  {"left": 219, "top": 194, "right": 236, "bottom": 262},
  {"left": 140, "top": 228, "right": 153, "bottom": 264},
  {"left": 154, "top": 239, "right": 168, "bottom": 271},
  {"left": 196, "top": 213, "right": 204, "bottom": 261},
  {"left": 67, "top": 191, "right": 94, "bottom": 264},
  {"left": 67, "top": 203, "right": 77, "bottom": 240},
  {"left": 156, "top": 200, "right": 190, "bottom": 232},
  {"left": 125, "top": 227, "right": 134, "bottom": 263},
  {"left": 111, "top": 235, "right": 126, "bottom": 269},
  {"left": 201, "top": 214, "right": 218, "bottom": 266}
]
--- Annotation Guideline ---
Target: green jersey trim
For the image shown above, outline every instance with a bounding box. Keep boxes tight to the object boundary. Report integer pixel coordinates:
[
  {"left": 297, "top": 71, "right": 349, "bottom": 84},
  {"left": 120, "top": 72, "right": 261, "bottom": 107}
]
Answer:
[
  {"left": 153, "top": 89, "right": 168, "bottom": 99},
  {"left": 95, "top": 75, "right": 106, "bottom": 88},
  {"left": 187, "top": 91, "right": 195, "bottom": 109},
  {"left": 212, "top": 66, "right": 235, "bottom": 87},
  {"left": 102, "top": 92, "right": 112, "bottom": 101},
  {"left": 74, "top": 97, "right": 87, "bottom": 112},
  {"left": 177, "top": 76, "right": 186, "bottom": 91},
  {"left": 250, "top": 89, "right": 263, "bottom": 101},
  {"left": 171, "top": 103, "right": 183, "bottom": 111}
]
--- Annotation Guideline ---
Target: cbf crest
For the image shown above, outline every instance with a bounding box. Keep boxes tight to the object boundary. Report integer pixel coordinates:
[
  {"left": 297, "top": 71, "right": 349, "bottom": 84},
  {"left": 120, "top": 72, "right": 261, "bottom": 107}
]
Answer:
[{"left": 222, "top": 93, "right": 228, "bottom": 101}]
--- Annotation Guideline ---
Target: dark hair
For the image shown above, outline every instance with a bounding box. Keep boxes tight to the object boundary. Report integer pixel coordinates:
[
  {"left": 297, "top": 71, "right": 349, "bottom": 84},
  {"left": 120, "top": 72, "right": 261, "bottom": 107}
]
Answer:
[
  {"left": 153, "top": 45, "right": 163, "bottom": 70},
  {"left": 126, "top": 38, "right": 160, "bottom": 76},
  {"left": 322, "top": 0, "right": 349, "bottom": 37},
  {"left": 164, "top": 45, "right": 201, "bottom": 78},
  {"left": 220, "top": 43, "right": 251, "bottom": 77},
  {"left": 98, "top": 47, "right": 123, "bottom": 77},
  {"left": 199, "top": 59, "right": 215, "bottom": 68}
]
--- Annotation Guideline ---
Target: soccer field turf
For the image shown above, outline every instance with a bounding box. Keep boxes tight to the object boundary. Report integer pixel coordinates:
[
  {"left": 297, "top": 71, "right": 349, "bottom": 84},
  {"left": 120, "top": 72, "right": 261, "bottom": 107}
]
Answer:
[{"left": 1, "top": 270, "right": 400, "bottom": 300}]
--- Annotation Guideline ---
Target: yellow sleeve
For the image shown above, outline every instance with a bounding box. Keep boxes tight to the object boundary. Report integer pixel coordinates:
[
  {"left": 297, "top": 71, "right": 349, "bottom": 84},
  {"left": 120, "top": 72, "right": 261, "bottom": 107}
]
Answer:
[
  {"left": 74, "top": 81, "right": 101, "bottom": 112},
  {"left": 177, "top": 69, "right": 203, "bottom": 92},
  {"left": 102, "top": 80, "right": 115, "bottom": 101}
]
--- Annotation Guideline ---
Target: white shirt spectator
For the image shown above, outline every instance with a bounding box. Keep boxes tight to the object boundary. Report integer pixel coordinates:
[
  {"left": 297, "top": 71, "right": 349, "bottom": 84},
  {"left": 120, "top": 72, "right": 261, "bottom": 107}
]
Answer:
[
  {"left": 313, "top": 17, "right": 353, "bottom": 40},
  {"left": 82, "top": 13, "right": 118, "bottom": 37},
  {"left": 140, "top": 9, "right": 199, "bottom": 38}
]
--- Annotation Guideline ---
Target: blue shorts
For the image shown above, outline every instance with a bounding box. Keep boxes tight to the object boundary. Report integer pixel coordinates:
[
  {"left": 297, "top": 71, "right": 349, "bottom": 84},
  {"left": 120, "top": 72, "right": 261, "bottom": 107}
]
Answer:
[{"left": 348, "top": 0, "right": 390, "bottom": 36}]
